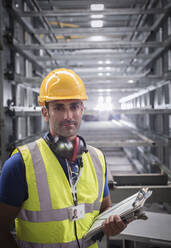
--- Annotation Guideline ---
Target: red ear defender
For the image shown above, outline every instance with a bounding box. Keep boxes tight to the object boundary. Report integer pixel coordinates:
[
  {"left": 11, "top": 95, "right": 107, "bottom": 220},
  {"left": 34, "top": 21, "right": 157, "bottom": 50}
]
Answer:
[
  {"left": 71, "top": 136, "right": 88, "bottom": 162},
  {"left": 72, "top": 136, "right": 79, "bottom": 162}
]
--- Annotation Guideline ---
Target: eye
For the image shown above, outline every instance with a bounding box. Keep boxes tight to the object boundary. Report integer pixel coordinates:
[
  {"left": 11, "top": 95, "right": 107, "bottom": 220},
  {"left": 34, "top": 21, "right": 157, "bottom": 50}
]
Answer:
[
  {"left": 70, "top": 103, "right": 80, "bottom": 111},
  {"left": 53, "top": 105, "right": 65, "bottom": 111}
]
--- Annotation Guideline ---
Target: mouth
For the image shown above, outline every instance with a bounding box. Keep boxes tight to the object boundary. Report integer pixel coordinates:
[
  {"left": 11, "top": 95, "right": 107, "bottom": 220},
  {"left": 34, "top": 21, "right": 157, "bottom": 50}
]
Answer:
[
  {"left": 62, "top": 121, "right": 77, "bottom": 128},
  {"left": 63, "top": 123, "right": 74, "bottom": 127}
]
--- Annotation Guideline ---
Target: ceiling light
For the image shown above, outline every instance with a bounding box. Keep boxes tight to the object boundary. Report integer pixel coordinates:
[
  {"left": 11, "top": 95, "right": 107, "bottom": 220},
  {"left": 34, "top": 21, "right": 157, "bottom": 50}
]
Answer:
[
  {"left": 91, "top": 14, "right": 104, "bottom": 19},
  {"left": 98, "top": 67, "right": 103, "bottom": 70},
  {"left": 98, "top": 89, "right": 111, "bottom": 92},
  {"left": 128, "top": 79, "right": 135, "bottom": 84},
  {"left": 106, "top": 73, "right": 111, "bottom": 76},
  {"left": 90, "top": 4, "right": 104, "bottom": 11},
  {"left": 98, "top": 61, "right": 103, "bottom": 64},
  {"left": 105, "top": 60, "right": 111, "bottom": 64},
  {"left": 89, "top": 36, "right": 105, "bottom": 41},
  {"left": 91, "top": 20, "right": 103, "bottom": 28},
  {"left": 98, "top": 73, "right": 103, "bottom": 76},
  {"left": 106, "top": 67, "right": 111, "bottom": 70}
]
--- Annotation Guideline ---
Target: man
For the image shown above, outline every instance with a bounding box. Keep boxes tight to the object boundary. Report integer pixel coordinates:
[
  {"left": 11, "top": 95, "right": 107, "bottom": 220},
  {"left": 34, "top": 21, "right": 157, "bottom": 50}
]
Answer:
[{"left": 0, "top": 68, "right": 126, "bottom": 248}]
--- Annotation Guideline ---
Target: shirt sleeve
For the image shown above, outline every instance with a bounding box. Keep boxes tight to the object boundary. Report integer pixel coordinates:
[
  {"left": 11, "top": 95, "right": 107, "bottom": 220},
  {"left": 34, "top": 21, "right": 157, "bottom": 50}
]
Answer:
[
  {"left": 0, "top": 152, "right": 28, "bottom": 207},
  {"left": 103, "top": 156, "right": 110, "bottom": 198}
]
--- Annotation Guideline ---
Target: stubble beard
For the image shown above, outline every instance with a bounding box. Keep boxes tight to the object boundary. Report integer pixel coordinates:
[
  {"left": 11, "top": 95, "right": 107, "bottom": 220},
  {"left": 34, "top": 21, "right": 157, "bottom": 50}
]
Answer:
[{"left": 54, "top": 120, "right": 80, "bottom": 138}]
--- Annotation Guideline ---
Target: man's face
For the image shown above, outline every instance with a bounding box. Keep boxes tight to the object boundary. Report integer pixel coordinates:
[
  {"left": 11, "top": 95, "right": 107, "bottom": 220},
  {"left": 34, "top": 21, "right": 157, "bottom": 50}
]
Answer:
[{"left": 42, "top": 99, "right": 84, "bottom": 139}]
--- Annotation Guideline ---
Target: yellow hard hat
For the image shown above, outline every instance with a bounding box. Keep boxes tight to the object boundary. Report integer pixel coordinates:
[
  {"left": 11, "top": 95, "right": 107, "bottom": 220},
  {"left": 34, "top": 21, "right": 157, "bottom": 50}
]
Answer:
[{"left": 38, "top": 68, "right": 88, "bottom": 106}]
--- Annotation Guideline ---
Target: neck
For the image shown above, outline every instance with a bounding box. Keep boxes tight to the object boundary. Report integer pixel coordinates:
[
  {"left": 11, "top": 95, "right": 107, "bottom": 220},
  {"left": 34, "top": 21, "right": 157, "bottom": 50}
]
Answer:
[{"left": 49, "top": 132, "right": 76, "bottom": 142}]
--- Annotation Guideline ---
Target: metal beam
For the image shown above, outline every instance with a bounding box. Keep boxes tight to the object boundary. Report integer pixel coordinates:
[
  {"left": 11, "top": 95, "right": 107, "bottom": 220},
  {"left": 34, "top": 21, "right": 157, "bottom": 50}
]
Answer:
[
  {"left": 139, "top": 36, "right": 171, "bottom": 72},
  {"left": 87, "top": 139, "right": 154, "bottom": 148},
  {"left": 113, "top": 174, "right": 168, "bottom": 186},
  {"left": 14, "top": 41, "right": 164, "bottom": 50},
  {"left": 110, "top": 185, "right": 171, "bottom": 204},
  {"left": 9, "top": 7, "right": 53, "bottom": 59},
  {"left": 24, "top": 0, "right": 58, "bottom": 42},
  {"left": 86, "top": 88, "right": 140, "bottom": 93},
  {"left": 14, "top": 74, "right": 42, "bottom": 86},
  {"left": 13, "top": 39, "right": 44, "bottom": 72},
  {"left": 119, "top": 81, "right": 170, "bottom": 103},
  {"left": 36, "top": 0, "right": 152, "bottom": 8},
  {"left": 35, "top": 26, "right": 152, "bottom": 35},
  {"left": 151, "top": 2, "right": 171, "bottom": 33},
  {"left": 80, "top": 74, "right": 161, "bottom": 81},
  {"left": 34, "top": 53, "right": 151, "bottom": 61},
  {"left": 74, "top": 68, "right": 150, "bottom": 76},
  {"left": 19, "top": 8, "right": 165, "bottom": 17},
  {"left": 85, "top": 108, "right": 171, "bottom": 115},
  {"left": 0, "top": 0, "right": 5, "bottom": 166},
  {"left": 47, "top": 63, "right": 142, "bottom": 70},
  {"left": 129, "top": 2, "right": 171, "bottom": 72},
  {"left": 30, "top": 15, "right": 137, "bottom": 23}
]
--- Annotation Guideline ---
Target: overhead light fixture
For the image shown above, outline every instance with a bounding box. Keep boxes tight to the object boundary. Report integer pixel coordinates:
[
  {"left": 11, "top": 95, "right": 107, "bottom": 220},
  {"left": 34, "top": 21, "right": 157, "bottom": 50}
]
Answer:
[
  {"left": 98, "top": 67, "right": 103, "bottom": 70},
  {"left": 98, "top": 89, "right": 111, "bottom": 92},
  {"left": 128, "top": 79, "right": 135, "bottom": 84},
  {"left": 105, "top": 60, "right": 111, "bottom": 64},
  {"left": 90, "top": 4, "right": 104, "bottom": 11},
  {"left": 91, "top": 20, "right": 103, "bottom": 28},
  {"left": 98, "top": 72, "right": 103, "bottom": 76},
  {"left": 98, "top": 61, "right": 103, "bottom": 64},
  {"left": 91, "top": 14, "right": 104, "bottom": 19},
  {"left": 89, "top": 36, "right": 105, "bottom": 41}
]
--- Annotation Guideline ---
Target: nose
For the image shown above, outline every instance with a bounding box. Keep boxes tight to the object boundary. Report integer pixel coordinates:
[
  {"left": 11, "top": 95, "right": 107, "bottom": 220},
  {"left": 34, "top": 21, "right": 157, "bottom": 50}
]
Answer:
[{"left": 64, "top": 107, "right": 73, "bottom": 120}]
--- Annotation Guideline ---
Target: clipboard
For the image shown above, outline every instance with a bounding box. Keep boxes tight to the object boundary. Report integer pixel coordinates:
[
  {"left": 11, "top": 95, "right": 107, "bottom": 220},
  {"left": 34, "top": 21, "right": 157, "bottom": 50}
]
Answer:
[{"left": 84, "top": 187, "right": 152, "bottom": 241}]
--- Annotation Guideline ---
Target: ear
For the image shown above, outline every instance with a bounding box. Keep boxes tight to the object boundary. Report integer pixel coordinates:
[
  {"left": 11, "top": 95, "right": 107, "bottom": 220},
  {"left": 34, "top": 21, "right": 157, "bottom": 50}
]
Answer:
[
  {"left": 41, "top": 107, "right": 49, "bottom": 122},
  {"left": 80, "top": 102, "right": 85, "bottom": 115}
]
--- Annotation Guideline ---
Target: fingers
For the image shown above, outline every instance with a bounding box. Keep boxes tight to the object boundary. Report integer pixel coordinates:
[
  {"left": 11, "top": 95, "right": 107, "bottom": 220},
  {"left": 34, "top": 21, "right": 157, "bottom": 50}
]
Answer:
[{"left": 102, "top": 215, "right": 127, "bottom": 236}]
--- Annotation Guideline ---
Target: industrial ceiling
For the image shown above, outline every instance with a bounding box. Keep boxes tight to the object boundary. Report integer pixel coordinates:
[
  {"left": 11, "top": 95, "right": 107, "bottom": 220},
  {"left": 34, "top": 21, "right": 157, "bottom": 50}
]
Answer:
[{"left": 10, "top": 0, "right": 171, "bottom": 110}]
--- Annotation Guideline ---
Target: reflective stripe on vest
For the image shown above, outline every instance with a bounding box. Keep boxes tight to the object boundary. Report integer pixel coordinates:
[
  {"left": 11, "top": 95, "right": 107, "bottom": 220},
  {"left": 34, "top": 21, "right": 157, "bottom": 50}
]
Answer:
[{"left": 17, "top": 237, "right": 96, "bottom": 248}]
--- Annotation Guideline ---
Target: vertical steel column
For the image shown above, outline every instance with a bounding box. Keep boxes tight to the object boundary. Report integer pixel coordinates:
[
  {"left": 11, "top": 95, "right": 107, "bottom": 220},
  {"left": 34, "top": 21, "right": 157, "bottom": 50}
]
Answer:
[{"left": 0, "top": 0, "right": 5, "bottom": 168}]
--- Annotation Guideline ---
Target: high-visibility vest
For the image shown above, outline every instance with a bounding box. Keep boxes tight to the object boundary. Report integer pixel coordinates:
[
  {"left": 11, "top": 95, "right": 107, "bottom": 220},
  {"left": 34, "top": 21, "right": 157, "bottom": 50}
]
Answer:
[{"left": 14, "top": 138, "right": 106, "bottom": 248}]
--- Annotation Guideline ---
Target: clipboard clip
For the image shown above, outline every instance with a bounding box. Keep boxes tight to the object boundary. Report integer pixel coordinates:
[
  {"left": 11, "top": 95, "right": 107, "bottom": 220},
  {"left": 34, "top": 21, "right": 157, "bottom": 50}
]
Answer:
[{"left": 121, "top": 187, "right": 152, "bottom": 224}]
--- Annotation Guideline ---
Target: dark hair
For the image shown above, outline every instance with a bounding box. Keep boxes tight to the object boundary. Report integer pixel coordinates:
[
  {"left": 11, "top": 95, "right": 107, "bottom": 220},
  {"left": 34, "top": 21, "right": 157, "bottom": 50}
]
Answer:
[{"left": 45, "top": 102, "right": 49, "bottom": 109}]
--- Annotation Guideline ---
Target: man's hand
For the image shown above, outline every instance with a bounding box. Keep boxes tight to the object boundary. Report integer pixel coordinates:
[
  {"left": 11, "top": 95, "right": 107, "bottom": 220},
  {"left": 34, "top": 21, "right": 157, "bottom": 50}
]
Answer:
[{"left": 101, "top": 215, "right": 126, "bottom": 236}]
